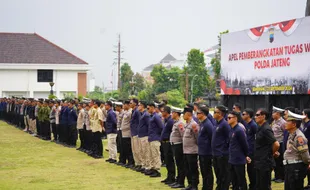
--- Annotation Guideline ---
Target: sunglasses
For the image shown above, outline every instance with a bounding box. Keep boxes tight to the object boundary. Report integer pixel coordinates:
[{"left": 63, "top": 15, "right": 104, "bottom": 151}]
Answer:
[
  {"left": 227, "top": 116, "right": 235, "bottom": 120},
  {"left": 214, "top": 111, "right": 220, "bottom": 114},
  {"left": 255, "top": 113, "right": 262, "bottom": 117}
]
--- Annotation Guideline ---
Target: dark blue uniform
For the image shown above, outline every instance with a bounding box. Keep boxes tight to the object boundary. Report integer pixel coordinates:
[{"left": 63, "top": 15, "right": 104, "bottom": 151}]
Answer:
[
  {"left": 207, "top": 113, "right": 216, "bottom": 126},
  {"left": 229, "top": 124, "right": 249, "bottom": 190},
  {"left": 59, "top": 106, "right": 69, "bottom": 143},
  {"left": 244, "top": 119, "right": 258, "bottom": 190},
  {"left": 211, "top": 119, "right": 231, "bottom": 190},
  {"left": 106, "top": 109, "right": 117, "bottom": 134},
  {"left": 148, "top": 112, "right": 163, "bottom": 142},
  {"left": 161, "top": 116, "right": 175, "bottom": 182},
  {"left": 138, "top": 110, "right": 150, "bottom": 138},
  {"left": 198, "top": 118, "right": 214, "bottom": 190},
  {"left": 68, "top": 107, "right": 78, "bottom": 146},
  {"left": 302, "top": 120, "right": 310, "bottom": 186},
  {"left": 130, "top": 108, "right": 141, "bottom": 137}
]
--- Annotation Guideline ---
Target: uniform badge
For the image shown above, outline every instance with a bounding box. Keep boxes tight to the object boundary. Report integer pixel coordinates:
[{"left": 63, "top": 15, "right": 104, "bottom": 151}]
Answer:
[
  {"left": 192, "top": 123, "right": 198, "bottom": 133},
  {"left": 178, "top": 123, "right": 184, "bottom": 131},
  {"left": 297, "top": 136, "right": 308, "bottom": 152}
]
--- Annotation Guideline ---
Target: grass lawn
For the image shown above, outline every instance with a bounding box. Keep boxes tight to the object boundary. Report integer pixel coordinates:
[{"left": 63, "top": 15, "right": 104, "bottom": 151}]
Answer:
[{"left": 0, "top": 121, "right": 285, "bottom": 190}]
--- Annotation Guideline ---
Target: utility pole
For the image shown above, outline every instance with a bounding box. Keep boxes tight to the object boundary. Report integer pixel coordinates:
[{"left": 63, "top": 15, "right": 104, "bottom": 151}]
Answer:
[
  {"left": 113, "top": 34, "right": 124, "bottom": 91},
  {"left": 117, "top": 34, "right": 121, "bottom": 90}
]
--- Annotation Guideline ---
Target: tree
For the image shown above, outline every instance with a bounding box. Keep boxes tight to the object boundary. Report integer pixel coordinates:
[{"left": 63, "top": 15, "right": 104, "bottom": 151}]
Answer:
[
  {"left": 133, "top": 73, "right": 145, "bottom": 92},
  {"left": 187, "top": 49, "right": 209, "bottom": 100},
  {"left": 151, "top": 64, "right": 182, "bottom": 94},
  {"left": 137, "top": 84, "right": 155, "bottom": 102},
  {"left": 156, "top": 89, "right": 187, "bottom": 108},
  {"left": 120, "top": 63, "right": 134, "bottom": 99},
  {"left": 87, "top": 86, "right": 105, "bottom": 100}
]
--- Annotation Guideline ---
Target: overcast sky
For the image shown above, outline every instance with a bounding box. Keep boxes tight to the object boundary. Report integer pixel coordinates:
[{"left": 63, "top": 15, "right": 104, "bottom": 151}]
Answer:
[{"left": 0, "top": 0, "right": 307, "bottom": 88}]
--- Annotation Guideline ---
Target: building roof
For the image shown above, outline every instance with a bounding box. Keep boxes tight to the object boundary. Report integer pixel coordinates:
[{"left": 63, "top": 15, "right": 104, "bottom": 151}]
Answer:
[
  {"left": 0, "top": 33, "right": 88, "bottom": 64},
  {"left": 159, "top": 53, "right": 176, "bottom": 63}
]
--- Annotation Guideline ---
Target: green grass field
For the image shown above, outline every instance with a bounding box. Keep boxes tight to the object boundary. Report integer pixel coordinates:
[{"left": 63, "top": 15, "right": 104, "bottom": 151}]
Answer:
[{"left": 0, "top": 121, "right": 284, "bottom": 190}]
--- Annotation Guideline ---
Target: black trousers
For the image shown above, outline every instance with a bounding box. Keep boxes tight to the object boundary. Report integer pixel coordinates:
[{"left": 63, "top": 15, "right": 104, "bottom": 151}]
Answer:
[
  {"left": 160, "top": 144, "right": 165, "bottom": 164},
  {"left": 247, "top": 154, "right": 256, "bottom": 190},
  {"left": 184, "top": 154, "right": 199, "bottom": 187},
  {"left": 172, "top": 143, "right": 185, "bottom": 185},
  {"left": 58, "top": 124, "right": 63, "bottom": 142},
  {"left": 162, "top": 141, "right": 175, "bottom": 180},
  {"left": 55, "top": 124, "right": 60, "bottom": 141},
  {"left": 63, "top": 124, "right": 69, "bottom": 144},
  {"left": 78, "top": 129, "right": 85, "bottom": 148},
  {"left": 36, "top": 119, "right": 40, "bottom": 135},
  {"left": 256, "top": 168, "right": 272, "bottom": 190},
  {"left": 213, "top": 156, "right": 230, "bottom": 190},
  {"left": 307, "top": 170, "right": 310, "bottom": 186},
  {"left": 51, "top": 123, "right": 57, "bottom": 140},
  {"left": 0, "top": 111, "right": 3, "bottom": 120},
  {"left": 230, "top": 164, "right": 247, "bottom": 190},
  {"left": 92, "top": 131, "right": 103, "bottom": 156},
  {"left": 122, "top": 137, "right": 134, "bottom": 165},
  {"left": 274, "top": 142, "right": 285, "bottom": 180},
  {"left": 284, "top": 163, "right": 307, "bottom": 190},
  {"left": 41, "top": 121, "right": 51, "bottom": 140},
  {"left": 84, "top": 130, "right": 93, "bottom": 150},
  {"left": 19, "top": 115, "right": 25, "bottom": 128},
  {"left": 117, "top": 130, "right": 123, "bottom": 161},
  {"left": 199, "top": 155, "right": 214, "bottom": 190},
  {"left": 68, "top": 124, "right": 77, "bottom": 146}
]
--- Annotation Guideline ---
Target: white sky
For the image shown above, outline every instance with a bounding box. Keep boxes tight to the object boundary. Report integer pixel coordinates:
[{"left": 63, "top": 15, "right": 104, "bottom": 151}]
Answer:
[{"left": 0, "top": 0, "right": 307, "bottom": 88}]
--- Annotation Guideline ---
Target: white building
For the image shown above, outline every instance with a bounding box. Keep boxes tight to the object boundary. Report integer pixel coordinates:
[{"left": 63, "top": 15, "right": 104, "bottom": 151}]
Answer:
[{"left": 0, "top": 33, "right": 90, "bottom": 98}]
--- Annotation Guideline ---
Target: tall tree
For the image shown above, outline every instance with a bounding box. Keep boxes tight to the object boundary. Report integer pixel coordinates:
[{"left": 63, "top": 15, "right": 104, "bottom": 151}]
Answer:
[
  {"left": 132, "top": 73, "right": 145, "bottom": 93},
  {"left": 187, "top": 49, "right": 208, "bottom": 100},
  {"left": 120, "top": 63, "right": 134, "bottom": 99},
  {"left": 151, "top": 64, "right": 182, "bottom": 94}
]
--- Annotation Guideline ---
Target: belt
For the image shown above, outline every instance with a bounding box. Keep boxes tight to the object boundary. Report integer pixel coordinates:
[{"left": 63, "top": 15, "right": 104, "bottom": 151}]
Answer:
[
  {"left": 283, "top": 160, "right": 303, "bottom": 165},
  {"left": 162, "top": 140, "right": 170, "bottom": 143},
  {"left": 170, "top": 142, "right": 182, "bottom": 145}
]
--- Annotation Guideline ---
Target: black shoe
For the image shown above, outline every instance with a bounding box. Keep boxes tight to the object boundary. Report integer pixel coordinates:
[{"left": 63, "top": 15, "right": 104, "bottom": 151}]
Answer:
[
  {"left": 76, "top": 147, "right": 82, "bottom": 151},
  {"left": 161, "top": 178, "right": 168, "bottom": 183},
  {"left": 94, "top": 155, "right": 103, "bottom": 159},
  {"left": 149, "top": 170, "right": 161, "bottom": 178},
  {"left": 274, "top": 179, "right": 284, "bottom": 183},
  {"left": 144, "top": 169, "right": 154, "bottom": 175},
  {"left": 137, "top": 167, "right": 145, "bottom": 172},
  {"left": 168, "top": 182, "right": 178, "bottom": 187},
  {"left": 109, "top": 159, "right": 117, "bottom": 163},
  {"left": 181, "top": 185, "right": 192, "bottom": 190},
  {"left": 165, "top": 180, "right": 175, "bottom": 185},
  {"left": 105, "top": 158, "right": 113, "bottom": 163},
  {"left": 171, "top": 183, "right": 185, "bottom": 188}
]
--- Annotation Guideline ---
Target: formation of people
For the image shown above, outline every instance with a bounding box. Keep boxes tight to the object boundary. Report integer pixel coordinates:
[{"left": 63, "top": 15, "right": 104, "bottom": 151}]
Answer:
[{"left": 0, "top": 97, "right": 310, "bottom": 190}]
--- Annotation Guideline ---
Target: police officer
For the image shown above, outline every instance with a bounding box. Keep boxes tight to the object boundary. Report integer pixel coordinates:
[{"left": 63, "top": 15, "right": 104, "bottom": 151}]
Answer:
[
  {"left": 169, "top": 107, "right": 186, "bottom": 189},
  {"left": 120, "top": 100, "right": 134, "bottom": 167},
  {"left": 115, "top": 102, "right": 124, "bottom": 165},
  {"left": 105, "top": 101, "right": 118, "bottom": 163},
  {"left": 146, "top": 103, "right": 163, "bottom": 178},
  {"left": 137, "top": 101, "right": 151, "bottom": 172},
  {"left": 130, "top": 98, "right": 142, "bottom": 169},
  {"left": 254, "top": 108, "right": 280, "bottom": 190},
  {"left": 212, "top": 105, "right": 231, "bottom": 190},
  {"left": 182, "top": 107, "right": 200, "bottom": 190},
  {"left": 89, "top": 100, "right": 104, "bottom": 159},
  {"left": 283, "top": 110, "right": 310, "bottom": 190},
  {"left": 227, "top": 111, "right": 249, "bottom": 190},
  {"left": 242, "top": 108, "right": 258, "bottom": 190},
  {"left": 67, "top": 101, "right": 78, "bottom": 147},
  {"left": 160, "top": 106, "right": 176, "bottom": 185},
  {"left": 271, "top": 106, "right": 286, "bottom": 183},
  {"left": 197, "top": 106, "right": 214, "bottom": 190},
  {"left": 302, "top": 109, "right": 310, "bottom": 189}
]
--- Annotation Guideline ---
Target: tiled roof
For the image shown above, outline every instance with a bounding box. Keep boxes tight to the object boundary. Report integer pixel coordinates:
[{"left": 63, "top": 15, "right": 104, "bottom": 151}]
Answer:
[{"left": 0, "top": 33, "right": 88, "bottom": 64}]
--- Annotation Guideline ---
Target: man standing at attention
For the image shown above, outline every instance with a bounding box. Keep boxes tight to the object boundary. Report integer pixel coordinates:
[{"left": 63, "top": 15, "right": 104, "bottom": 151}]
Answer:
[
  {"left": 130, "top": 98, "right": 142, "bottom": 169},
  {"left": 242, "top": 108, "right": 258, "bottom": 190},
  {"left": 105, "top": 101, "right": 118, "bottom": 163},
  {"left": 254, "top": 108, "right": 280, "bottom": 190},
  {"left": 146, "top": 103, "right": 163, "bottom": 178}
]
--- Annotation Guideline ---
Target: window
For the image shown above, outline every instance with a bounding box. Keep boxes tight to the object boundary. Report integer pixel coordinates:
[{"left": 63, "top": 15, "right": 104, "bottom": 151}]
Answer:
[{"left": 37, "top": 70, "right": 53, "bottom": 82}]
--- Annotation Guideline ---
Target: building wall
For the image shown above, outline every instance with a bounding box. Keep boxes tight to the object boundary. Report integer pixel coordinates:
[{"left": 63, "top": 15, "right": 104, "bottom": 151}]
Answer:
[
  {"left": 0, "top": 69, "right": 85, "bottom": 98},
  {"left": 77, "top": 73, "right": 87, "bottom": 96}
]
